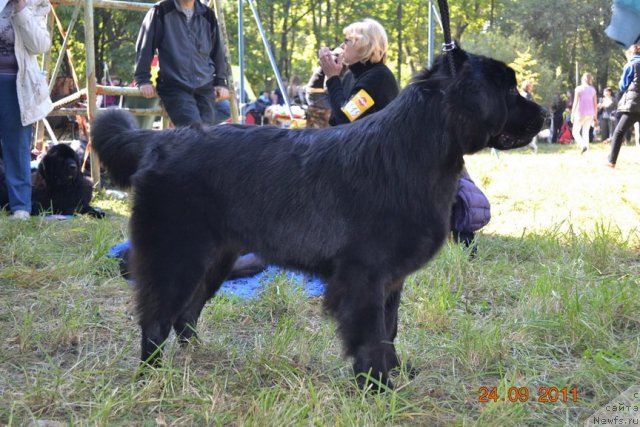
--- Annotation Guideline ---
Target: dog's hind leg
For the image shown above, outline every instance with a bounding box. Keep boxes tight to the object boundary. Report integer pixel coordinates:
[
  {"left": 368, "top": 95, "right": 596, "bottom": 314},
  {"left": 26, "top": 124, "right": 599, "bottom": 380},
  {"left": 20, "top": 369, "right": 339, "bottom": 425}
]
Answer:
[
  {"left": 326, "top": 265, "right": 394, "bottom": 391},
  {"left": 173, "top": 251, "right": 239, "bottom": 344},
  {"left": 139, "top": 319, "right": 172, "bottom": 367},
  {"left": 135, "top": 237, "right": 216, "bottom": 366}
]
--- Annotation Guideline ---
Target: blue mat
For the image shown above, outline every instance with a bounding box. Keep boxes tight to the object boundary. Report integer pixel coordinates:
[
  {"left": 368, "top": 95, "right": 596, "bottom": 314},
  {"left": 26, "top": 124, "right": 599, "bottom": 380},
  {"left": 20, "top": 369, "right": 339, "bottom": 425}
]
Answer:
[
  {"left": 217, "top": 265, "right": 325, "bottom": 299},
  {"left": 44, "top": 214, "right": 75, "bottom": 220},
  {"left": 108, "top": 241, "right": 325, "bottom": 299},
  {"left": 108, "top": 240, "right": 130, "bottom": 258}
]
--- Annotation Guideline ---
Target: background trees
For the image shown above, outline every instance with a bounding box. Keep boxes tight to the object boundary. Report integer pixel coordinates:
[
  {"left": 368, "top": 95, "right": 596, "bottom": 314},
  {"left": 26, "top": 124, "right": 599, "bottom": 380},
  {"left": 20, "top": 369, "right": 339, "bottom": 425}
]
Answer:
[{"left": 51, "top": 0, "right": 627, "bottom": 108}]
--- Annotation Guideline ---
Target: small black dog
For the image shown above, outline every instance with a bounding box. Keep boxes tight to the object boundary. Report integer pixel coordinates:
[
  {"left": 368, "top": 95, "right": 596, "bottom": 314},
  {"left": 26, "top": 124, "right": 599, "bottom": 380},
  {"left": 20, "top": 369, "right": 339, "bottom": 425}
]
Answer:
[
  {"left": 0, "top": 143, "right": 104, "bottom": 217},
  {"left": 92, "top": 48, "right": 544, "bottom": 390}
]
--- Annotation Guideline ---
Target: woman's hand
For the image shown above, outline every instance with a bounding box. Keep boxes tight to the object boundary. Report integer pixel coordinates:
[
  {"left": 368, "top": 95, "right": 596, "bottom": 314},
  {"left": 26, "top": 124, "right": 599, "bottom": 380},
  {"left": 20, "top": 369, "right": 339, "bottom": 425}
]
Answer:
[{"left": 318, "top": 47, "right": 343, "bottom": 78}]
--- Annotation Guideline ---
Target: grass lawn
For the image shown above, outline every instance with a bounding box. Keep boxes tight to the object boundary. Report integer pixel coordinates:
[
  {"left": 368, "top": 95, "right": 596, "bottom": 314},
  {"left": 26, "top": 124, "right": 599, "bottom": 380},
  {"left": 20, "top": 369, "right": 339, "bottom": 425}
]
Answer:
[{"left": 0, "top": 142, "right": 638, "bottom": 426}]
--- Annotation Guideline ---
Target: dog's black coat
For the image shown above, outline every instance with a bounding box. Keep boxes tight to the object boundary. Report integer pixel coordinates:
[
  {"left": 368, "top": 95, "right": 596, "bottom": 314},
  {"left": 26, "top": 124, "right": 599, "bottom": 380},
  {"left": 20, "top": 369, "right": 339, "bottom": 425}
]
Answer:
[
  {"left": 91, "top": 49, "right": 544, "bottom": 389},
  {"left": 31, "top": 144, "right": 99, "bottom": 216},
  {"left": 0, "top": 143, "right": 103, "bottom": 217},
  {"left": 32, "top": 144, "right": 104, "bottom": 217}
]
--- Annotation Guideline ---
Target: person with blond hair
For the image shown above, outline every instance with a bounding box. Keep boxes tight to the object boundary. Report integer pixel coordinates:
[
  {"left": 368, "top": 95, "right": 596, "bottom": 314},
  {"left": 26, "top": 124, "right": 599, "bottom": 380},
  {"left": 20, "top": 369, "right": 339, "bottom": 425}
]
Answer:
[
  {"left": 607, "top": 43, "right": 640, "bottom": 168},
  {"left": 571, "top": 72, "right": 598, "bottom": 154},
  {"left": 317, "top": 18, "right": 398, "bottom": 126}
]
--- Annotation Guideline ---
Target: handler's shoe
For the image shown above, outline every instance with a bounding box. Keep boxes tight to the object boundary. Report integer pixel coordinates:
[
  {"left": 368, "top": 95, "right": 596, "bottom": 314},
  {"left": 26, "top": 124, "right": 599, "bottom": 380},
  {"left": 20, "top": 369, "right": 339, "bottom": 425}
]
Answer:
[{"left": 9, "top": 210, "right": 30, "bottom": 220}]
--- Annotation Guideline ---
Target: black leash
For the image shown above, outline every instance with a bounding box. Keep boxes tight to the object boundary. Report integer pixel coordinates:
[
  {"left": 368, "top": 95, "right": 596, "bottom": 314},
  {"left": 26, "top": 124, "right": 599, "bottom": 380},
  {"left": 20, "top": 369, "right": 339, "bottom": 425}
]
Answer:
[{"left": 437, "top": 0, "right": 457, "bottom": 76}]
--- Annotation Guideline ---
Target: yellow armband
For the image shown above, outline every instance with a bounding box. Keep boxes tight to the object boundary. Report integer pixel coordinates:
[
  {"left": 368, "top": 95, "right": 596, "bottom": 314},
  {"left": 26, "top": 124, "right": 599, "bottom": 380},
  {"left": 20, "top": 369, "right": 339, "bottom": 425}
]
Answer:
[{"left": 341, "top": 89, "right": 375, "bottom": 122}]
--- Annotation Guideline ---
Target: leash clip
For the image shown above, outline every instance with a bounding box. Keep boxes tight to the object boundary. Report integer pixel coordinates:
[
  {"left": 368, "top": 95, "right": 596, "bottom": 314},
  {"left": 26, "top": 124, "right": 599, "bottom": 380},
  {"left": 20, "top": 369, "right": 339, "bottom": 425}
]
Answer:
[{"left": 442, "top": 41, "right": 457, "bottom": 52}]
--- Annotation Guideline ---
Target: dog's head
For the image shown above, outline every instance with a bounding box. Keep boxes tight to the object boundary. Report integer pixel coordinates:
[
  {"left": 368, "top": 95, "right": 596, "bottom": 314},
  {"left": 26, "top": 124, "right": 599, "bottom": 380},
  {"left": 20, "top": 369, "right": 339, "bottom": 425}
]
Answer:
[
  {"left": 424, "top": 49, "right": 545, "bottom": 154},
  {"left": 38, "top": 143, "right": 82, "bottom": 188}
]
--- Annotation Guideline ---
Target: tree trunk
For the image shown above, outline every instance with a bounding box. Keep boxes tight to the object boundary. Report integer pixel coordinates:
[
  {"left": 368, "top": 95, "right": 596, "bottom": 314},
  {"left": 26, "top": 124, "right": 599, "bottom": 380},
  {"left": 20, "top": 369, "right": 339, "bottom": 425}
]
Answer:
[{"left": 278, "top": 0, "right": 291, "bottom": 77}]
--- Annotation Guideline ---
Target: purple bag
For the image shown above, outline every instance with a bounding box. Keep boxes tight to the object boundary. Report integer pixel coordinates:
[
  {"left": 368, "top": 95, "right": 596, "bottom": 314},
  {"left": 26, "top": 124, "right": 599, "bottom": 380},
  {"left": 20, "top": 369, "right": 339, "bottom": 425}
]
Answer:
[{"left": 451, "top": 173, "right": 491, "bottom": 233}]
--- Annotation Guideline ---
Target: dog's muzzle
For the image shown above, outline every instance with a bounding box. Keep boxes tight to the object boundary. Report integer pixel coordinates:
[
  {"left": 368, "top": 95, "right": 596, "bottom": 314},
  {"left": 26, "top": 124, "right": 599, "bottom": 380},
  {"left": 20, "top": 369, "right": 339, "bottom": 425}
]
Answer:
[
  {"left": 491, "top": 107, "right": 546, "bottom": 150},
  {"left": 61, "top": 160, "right": 79, "bottom": 183}
]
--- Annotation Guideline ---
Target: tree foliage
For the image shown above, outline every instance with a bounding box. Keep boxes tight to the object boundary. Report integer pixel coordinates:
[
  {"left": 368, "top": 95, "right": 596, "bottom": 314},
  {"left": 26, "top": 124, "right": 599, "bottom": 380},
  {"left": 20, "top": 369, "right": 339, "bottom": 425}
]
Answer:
[
  {"left": 50, "top": 1, "right": 151, "bottom": 87},
  {"left": 49, "top": 0, "right": 627, "bottom": 107}
]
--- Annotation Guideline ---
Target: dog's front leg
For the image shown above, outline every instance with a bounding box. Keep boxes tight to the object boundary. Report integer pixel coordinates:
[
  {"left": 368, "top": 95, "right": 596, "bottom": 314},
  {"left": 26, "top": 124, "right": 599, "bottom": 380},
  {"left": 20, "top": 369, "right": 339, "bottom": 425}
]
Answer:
[
  {"left": 383, "top": 280, "right": 417, "bottom": 379},
  {"left": 383, "top": 282, "right": 403, "bottom": 371}
]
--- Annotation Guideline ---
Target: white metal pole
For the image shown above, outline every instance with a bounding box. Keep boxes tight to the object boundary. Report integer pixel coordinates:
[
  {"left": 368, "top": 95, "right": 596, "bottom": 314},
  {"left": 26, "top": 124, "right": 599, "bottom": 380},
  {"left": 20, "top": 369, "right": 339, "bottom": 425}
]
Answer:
[
  {"left": 238, "top": 0, "right": 245, "bottom": 123},
  {"left": 246, "top": 0, "right": 293, "bottom": 120},
  {"left": 428, "top": 0, "right": 434, "bottom": 68}
]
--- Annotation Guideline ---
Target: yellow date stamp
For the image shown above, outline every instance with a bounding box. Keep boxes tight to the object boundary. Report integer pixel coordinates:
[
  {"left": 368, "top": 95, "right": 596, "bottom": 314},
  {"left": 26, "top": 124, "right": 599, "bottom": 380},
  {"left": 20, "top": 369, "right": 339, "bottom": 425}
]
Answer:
[{"left": 478, "top": 386, "right": 579, "bottom": 403}]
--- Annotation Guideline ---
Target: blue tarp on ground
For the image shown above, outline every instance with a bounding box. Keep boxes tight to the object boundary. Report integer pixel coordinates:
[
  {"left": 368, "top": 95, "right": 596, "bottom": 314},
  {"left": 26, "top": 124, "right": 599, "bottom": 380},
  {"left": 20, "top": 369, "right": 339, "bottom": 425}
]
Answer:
[
  {"left": 108, "top": 241, "right": 325, "bottom": 299},
  {"left": 217, "top": 266, "right": 325, "bottom": 299}
]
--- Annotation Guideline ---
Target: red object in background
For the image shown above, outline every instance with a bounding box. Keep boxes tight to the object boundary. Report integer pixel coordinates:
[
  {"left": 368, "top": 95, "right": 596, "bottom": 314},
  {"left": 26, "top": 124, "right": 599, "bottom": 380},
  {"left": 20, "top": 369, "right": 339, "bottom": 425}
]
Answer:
[
  {"left": 223, "top": 113, "right": 257, "bottom": 125},
  {"left": 558, "top": 122, "right": 573, "bottom": 144}
]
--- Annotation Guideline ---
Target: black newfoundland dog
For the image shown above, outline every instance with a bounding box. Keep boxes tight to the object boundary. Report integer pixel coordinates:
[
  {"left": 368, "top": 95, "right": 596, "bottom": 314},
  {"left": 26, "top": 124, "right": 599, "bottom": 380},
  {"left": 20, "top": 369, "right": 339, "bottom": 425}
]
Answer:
[
  {"left": 0, "top": 143, "right": 103, "bottom": 217},
  {"left": 91, "top": 49, "right": 544, "bottom": 390}
]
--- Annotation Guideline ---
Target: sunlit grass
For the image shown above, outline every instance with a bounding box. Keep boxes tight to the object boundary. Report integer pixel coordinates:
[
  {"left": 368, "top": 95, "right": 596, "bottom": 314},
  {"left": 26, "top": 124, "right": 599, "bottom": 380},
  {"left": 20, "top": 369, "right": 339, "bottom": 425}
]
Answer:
[{"left": 0, "top": 142, "right": 638, "bottom": 425}]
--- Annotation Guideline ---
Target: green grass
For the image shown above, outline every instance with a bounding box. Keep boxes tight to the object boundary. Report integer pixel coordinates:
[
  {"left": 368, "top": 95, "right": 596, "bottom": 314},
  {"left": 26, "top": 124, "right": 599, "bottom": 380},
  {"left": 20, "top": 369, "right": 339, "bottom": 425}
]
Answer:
[{"left": 1, "top": 142, "right": 638, "bottom": 426}]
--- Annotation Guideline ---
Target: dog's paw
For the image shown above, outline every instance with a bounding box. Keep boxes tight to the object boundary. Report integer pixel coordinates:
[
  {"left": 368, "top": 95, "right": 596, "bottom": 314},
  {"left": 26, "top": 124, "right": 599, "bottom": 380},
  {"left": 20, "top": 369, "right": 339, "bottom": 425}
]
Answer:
[
  {"left": 87, "top": 207, "right": 106, "bottom": 218},
  {"left": 390, "top": 361, "right": 419, "bottom": 380},
  {"left": 176, "top": 333, "right": 201, "bottom": 348},
  {"left": 355, "top": 370, "right": 394, "bottom": 393}
]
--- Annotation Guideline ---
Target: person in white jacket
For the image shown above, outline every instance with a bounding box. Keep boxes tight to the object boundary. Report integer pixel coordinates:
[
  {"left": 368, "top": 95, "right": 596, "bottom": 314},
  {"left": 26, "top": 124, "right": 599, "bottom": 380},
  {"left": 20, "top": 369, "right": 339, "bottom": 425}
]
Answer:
[{"left": 0, "top": 0, "right": 53, "bottom": 219}]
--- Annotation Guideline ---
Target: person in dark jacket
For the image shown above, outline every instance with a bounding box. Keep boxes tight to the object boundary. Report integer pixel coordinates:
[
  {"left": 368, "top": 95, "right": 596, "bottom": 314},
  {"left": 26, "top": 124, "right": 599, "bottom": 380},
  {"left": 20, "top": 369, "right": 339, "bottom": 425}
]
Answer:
[
  {"left": 134, "top": 0, "right": 228, "bottom": 126},
  {"left": 597, "top": 87, "right": 618, "bottom": 143},
  {"left": 318, "top": 18, "right": 489, "bottom": 256},
  {"left": 607, "top": 43, "right": 640, "bottom": 167},
  {"left": 317, "top": 18, "right": 399, "bottom": 126}
]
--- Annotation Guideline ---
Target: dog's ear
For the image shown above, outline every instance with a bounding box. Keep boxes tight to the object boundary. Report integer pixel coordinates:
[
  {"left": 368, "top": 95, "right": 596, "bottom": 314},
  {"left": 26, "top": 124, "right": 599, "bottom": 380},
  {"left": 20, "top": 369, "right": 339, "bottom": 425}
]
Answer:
[{"left": 444, "top": 57, "right": 509, "bottom": 153}]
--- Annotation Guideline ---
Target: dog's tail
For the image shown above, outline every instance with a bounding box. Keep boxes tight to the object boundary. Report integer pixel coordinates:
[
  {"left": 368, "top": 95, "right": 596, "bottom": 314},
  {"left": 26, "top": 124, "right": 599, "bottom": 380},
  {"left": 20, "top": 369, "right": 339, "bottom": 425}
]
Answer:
[{"left": 91, "top": 109, "right": 150, "bottom": 188}]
